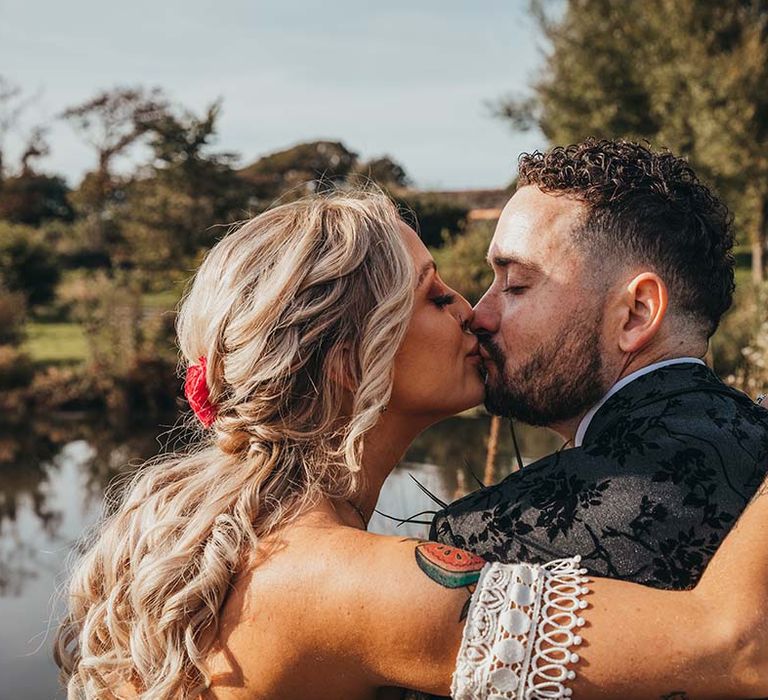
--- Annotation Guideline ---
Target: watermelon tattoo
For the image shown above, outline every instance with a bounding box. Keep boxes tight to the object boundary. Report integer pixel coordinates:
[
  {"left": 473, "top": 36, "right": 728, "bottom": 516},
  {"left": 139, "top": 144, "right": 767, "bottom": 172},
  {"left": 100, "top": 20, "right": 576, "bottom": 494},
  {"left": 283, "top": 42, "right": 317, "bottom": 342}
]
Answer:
[
  {"left": 414, "top": 542, "right": 486, "bottom": 620},
  {"left": 415, "top": 542, "right": 485, "bottom": 587}
]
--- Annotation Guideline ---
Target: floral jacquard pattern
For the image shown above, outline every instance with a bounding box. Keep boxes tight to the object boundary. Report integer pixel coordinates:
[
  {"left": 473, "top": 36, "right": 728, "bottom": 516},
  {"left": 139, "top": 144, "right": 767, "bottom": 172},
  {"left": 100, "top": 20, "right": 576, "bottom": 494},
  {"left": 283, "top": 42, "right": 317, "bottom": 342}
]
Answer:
[{"left": 431, "top": 364, "right": 768, "bottom": 590}]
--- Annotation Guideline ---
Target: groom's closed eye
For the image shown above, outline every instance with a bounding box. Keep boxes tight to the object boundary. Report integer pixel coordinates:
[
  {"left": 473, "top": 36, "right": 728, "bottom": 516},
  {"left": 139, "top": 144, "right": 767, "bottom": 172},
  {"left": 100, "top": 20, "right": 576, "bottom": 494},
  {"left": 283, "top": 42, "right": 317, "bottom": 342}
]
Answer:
[{"left": 503, "top": 285, "right": 529, "bottom": 296}]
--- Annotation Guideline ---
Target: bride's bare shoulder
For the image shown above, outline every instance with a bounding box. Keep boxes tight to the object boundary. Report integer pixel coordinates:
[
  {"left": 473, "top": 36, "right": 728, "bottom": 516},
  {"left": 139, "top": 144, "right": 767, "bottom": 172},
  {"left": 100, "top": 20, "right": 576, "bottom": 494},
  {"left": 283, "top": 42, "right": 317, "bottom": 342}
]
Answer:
[{"left": 208, "top": 528, "right": 474, "bottom": 696}]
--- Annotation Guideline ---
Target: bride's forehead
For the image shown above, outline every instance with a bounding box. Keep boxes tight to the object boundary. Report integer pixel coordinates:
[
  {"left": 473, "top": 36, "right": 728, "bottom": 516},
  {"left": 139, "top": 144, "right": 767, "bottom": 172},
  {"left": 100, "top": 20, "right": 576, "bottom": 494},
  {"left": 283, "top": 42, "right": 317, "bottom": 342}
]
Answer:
[{"left": 398, "top": 221, "right": 431, "bottom": 263}]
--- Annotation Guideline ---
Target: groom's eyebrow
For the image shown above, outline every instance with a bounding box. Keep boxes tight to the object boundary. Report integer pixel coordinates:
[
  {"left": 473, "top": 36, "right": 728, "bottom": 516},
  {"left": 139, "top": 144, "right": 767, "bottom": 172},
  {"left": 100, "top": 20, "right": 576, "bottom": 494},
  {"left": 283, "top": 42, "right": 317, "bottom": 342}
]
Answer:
[{"left": 488, "top": 254, "right": 543, "bottom": 275}]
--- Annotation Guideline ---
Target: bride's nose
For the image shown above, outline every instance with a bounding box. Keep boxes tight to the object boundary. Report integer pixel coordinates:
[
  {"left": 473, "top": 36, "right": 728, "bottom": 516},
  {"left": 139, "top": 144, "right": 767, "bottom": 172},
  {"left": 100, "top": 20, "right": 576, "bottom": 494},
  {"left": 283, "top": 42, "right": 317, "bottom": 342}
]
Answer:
[{"left": 455, "top": 296, "right": 475, "bottom": 332}]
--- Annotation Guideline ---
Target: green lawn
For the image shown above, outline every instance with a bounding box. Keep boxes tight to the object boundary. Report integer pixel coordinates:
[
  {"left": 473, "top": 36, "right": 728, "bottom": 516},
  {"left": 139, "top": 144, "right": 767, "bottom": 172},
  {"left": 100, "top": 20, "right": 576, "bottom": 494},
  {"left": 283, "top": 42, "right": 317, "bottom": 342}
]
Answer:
[
  {"left": 143, "top": 289, "right": 182, "bottom": 312},
  {"left": 24, "top": 321, "right": 88, "bottom": 365},
  {"left": 23, "top": 289, "right": 180, "bottom": 367}
]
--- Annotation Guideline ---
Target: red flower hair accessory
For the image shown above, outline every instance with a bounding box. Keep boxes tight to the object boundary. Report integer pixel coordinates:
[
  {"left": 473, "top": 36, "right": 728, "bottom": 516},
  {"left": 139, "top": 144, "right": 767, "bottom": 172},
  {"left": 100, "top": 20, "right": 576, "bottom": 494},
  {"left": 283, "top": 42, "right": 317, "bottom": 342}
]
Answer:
[{"left": 184, "top": 356, "right": 217, "bottom": 428}]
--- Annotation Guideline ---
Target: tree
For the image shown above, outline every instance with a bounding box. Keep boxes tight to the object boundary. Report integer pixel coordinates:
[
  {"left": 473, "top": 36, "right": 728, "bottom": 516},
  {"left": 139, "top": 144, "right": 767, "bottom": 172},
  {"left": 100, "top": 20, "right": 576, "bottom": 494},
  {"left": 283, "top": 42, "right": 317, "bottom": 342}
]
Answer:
[
  {"left": 499, "top": 0, "right": 768, "bottom": 282},
  {"left": 352, "top": 156, "right": 411, "bottom": 189},
  {"left": 238, "top": 141, "right": 359, "bottom": 204},
  {"left": 117, "top": 101, "right": 250, "bottom": 266},
  {"left": 62, "top": 87, "right": 168, "bottom": 249},
  {"left": 0, "top": 76, "right": 27, "bottom": 182},
  {"left": 0, "top": 284, "right": 33, "bottom": 390},
  {"left": 396, "top": 192, "right": 469, "bottom": 249},
  {"left": 0, "top": 172, "right": 74, "bottom": 225},
  {"left": 431, "top": 220, "right": 495, "bottom": 304},
  {"left": 0, "top": 222, "right": 60, "bottom": 307}
]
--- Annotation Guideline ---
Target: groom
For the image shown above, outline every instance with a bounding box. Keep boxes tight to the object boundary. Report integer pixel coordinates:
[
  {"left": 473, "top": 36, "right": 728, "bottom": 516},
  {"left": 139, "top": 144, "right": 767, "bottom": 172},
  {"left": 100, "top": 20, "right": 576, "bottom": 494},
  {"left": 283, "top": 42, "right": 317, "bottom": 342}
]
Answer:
[{"left": 430, "top": 139, "right": 768, "bottom": 590}]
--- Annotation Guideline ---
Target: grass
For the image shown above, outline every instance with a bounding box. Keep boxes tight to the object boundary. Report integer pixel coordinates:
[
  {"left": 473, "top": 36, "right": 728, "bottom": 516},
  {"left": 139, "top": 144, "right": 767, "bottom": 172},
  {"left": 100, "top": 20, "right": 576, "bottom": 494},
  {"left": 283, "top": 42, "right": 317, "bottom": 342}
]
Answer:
[
  {"left": 23, "top": 289, "right": 180, "bottom": 367},
  {"left": 24, "top": 321, "right": 88, "bottom": 366},
  {"left": 143, "top": 289, "right": 182, "bottom": 312}
]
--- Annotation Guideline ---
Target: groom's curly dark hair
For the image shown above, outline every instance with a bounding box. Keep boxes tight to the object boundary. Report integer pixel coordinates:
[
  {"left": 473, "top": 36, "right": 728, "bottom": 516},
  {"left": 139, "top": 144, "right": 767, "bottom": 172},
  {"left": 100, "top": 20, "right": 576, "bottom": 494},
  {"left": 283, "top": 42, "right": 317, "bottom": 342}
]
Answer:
[{"left": 517, "top": 138, "right": 735, "bottom": 337}]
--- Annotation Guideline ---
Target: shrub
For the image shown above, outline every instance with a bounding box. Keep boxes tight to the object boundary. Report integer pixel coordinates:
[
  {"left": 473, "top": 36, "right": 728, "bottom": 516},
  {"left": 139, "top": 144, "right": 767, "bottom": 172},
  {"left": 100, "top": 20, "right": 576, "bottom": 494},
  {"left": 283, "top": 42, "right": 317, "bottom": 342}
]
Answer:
[
  {"left": 431, "top": 220, "right": 495, "bottom": 304},
  {"left": 0, "top": 288, "right": 27, "bottom": 345},
  {"left": 0, "top": 221, "right": 61, "bottom": 307},
  {"left": 0, "top": 345, "right": 34, "bottom": 390},
  {"left": 726, "top": 283, "right": 768, "bottom": 397},
  {"left": 397, "top": 193, "right": 470, "bottom": 249}
]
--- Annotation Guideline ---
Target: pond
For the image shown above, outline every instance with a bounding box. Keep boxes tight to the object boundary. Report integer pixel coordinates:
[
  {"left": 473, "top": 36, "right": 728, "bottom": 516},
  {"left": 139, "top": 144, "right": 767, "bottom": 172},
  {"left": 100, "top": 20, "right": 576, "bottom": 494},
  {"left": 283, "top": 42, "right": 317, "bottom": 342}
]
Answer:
[{"left": 0, "top": 413, "right": 561, "bottom": 699}]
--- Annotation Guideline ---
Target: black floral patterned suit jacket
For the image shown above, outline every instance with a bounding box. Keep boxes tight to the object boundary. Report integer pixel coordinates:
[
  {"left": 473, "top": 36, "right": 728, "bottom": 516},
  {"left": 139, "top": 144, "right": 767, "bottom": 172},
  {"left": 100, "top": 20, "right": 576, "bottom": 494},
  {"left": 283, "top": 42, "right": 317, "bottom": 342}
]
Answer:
[{"left": 430, "top": 363, "right": 768, "bottom": 590}]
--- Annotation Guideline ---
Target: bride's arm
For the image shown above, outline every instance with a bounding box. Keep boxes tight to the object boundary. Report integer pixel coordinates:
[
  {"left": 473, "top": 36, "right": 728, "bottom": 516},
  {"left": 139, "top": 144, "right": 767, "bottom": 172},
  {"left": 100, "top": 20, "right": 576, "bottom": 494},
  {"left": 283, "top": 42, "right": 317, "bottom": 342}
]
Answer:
[{"left": 348, "top": 478, "right": 768, "bottom": 698}]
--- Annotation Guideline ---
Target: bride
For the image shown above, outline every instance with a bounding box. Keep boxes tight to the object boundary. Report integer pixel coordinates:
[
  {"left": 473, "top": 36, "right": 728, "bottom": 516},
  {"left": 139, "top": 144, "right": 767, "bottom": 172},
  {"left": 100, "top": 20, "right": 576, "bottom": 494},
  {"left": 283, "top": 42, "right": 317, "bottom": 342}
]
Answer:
[{"left": 56, "top": 191, "right": 768, "bottom": 699}]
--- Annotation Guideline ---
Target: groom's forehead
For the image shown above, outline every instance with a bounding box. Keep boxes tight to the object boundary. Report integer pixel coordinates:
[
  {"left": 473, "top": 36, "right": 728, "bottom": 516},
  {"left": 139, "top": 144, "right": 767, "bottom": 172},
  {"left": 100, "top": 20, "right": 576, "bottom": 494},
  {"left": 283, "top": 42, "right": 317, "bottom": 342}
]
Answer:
[{"left": 490, "top": 187, "right": 584, "bottom": 261}]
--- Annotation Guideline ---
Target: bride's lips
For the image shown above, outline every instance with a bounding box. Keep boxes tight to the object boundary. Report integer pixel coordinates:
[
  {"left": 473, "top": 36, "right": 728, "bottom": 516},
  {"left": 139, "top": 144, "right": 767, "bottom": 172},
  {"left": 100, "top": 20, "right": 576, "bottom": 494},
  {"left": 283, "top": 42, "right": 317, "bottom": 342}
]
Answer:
[{"left": 466, "top": 342, "right": 482, "bottom": 363}]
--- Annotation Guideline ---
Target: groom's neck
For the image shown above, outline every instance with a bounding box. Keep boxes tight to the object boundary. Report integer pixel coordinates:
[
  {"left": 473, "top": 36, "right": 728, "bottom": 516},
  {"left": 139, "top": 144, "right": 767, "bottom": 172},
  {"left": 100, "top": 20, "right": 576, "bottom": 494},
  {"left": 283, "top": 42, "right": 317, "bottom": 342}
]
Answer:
[
  {"left": 548, "top": 416, "right": 585, "bottom": 446},
  {"left": 548, "top": 339, "right": 709, "bottom": 445}
]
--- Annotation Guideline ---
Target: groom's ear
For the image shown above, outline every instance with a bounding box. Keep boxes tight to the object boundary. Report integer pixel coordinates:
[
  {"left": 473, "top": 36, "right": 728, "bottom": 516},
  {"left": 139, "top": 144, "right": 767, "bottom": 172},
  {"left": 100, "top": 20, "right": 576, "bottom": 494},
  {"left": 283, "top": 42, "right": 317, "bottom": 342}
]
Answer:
[{"left": 617, "top": 272, "right": 669, "bottom": 353}]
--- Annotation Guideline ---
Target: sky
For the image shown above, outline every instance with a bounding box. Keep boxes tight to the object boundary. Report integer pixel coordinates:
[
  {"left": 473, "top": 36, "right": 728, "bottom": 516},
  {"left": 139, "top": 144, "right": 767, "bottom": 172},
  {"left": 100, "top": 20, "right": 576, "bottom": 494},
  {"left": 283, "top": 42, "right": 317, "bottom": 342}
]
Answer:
[{"left": 0, "top": 0, "right": 548, "bottom": 190}]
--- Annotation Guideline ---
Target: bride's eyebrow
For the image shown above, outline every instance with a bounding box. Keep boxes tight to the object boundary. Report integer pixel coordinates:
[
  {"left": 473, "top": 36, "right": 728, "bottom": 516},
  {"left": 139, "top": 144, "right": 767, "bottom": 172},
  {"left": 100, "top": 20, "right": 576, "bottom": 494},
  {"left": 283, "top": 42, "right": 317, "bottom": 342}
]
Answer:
[{"left": 416, "top": 260, "right": 437, "bottom": 289}]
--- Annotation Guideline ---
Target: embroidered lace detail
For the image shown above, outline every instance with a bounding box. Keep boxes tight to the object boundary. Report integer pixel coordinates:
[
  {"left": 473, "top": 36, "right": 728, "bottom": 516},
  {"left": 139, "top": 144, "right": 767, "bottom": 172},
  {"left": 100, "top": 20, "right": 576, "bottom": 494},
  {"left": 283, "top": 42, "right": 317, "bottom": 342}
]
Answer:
[{"left": 451, "top": 556, "right": 589, "bottom": 700}]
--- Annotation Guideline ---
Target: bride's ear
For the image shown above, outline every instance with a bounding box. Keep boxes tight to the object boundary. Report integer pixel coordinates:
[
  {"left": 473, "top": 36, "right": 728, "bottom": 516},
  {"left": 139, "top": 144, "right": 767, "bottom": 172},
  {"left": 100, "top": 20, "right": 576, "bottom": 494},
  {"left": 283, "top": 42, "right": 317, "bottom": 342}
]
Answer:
[{"left": 617, "top": 272, "right": 669, "bottom": 353}]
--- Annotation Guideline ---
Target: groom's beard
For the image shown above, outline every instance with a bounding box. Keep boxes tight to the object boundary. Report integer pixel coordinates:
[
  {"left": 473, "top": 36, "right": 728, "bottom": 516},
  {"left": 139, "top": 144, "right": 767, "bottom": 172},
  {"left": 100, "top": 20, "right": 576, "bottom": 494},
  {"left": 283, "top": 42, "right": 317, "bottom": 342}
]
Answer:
[{"left": 482, "top": 308, "right": 606, "bottom": 427}]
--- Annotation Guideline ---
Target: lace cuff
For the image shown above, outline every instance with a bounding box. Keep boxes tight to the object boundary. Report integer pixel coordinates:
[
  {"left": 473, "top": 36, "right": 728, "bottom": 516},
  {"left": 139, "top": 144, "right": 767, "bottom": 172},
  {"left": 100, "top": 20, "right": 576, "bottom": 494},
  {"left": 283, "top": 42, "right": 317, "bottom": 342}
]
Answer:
[{"left": 451, "top": 556, "right": 589, "bottom": 700}]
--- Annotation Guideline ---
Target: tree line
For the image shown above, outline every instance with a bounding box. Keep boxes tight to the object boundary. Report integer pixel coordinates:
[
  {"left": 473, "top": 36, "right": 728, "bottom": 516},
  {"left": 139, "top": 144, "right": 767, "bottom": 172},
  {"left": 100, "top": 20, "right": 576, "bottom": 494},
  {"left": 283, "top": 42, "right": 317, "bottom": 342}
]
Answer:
[
  {"left": 497, "top": 0, "right": 768, "bottom": 283},
  {"left": 0, "top": 80, "right": 471, "bottom": 421}
]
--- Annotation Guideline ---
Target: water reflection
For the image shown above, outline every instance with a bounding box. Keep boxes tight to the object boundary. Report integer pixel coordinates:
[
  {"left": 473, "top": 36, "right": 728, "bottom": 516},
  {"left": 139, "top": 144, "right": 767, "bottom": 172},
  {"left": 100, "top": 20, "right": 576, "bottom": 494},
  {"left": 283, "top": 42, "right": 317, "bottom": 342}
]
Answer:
[{"left": 0, "top": 413, "right": 560, "bottom": 699}]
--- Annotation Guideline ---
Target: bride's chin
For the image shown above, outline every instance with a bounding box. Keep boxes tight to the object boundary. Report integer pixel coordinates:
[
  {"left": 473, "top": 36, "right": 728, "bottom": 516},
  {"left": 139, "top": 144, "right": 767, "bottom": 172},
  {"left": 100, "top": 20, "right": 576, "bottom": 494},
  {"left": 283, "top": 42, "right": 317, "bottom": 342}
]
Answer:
[{"left": 457, "top": 383, "right": 486, "bottom": 413}]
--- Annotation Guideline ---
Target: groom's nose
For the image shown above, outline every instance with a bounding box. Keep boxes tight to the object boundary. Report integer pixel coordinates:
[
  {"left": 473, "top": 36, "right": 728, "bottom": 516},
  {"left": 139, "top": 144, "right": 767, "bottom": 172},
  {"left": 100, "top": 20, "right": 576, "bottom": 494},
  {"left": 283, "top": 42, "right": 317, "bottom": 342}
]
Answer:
[{"left": 471, "top": 290, "right": 499, "bottom": 334}]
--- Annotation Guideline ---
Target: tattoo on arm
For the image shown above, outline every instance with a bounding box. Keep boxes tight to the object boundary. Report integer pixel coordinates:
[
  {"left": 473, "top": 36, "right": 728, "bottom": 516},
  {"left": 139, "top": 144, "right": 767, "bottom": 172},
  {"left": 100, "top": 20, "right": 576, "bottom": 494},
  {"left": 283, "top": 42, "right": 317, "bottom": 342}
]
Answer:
[
  {"left": 414, "top": 542, "right": 486, "bottom": 621},
  {"left": 660, "top": 692, "right": 688, "bottom": 699}
]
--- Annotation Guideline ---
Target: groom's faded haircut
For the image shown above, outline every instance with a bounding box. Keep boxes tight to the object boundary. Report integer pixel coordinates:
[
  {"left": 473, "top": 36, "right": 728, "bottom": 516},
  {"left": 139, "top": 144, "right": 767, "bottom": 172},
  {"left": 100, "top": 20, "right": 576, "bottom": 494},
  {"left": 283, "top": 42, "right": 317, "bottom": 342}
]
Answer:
[{"left": 516, "top": 138, "right": 735, "bottom": 338}]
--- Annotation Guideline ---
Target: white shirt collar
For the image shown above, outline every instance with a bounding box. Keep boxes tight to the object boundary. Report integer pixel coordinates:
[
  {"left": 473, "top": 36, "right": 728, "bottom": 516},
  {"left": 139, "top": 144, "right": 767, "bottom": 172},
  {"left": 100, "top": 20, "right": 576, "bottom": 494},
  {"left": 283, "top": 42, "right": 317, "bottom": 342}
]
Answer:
[{"left": 573, "top": 357, "right": 706, "bottom": 447}]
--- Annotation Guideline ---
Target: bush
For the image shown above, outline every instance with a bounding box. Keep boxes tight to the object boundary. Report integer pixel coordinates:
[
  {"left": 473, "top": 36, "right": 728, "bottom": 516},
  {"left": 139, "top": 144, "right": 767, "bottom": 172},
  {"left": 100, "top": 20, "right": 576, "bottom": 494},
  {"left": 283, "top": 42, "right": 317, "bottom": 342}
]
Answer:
[
  {"left": 725, "top": 283, "right": 768, "bottom": 397},
  {"left": 0, "top": 284, "right": 33, "bottom": 391},
  {"left": 0, "top": 221, "right": 61, "bottom": 307},
  {"left": 0, "top": 345, "right": 34, "bottom": 390},
  {"left": 710, "top": 282, "right": 759, "bottom": 378},
  {"left": 431, "top": 220, "right": 495, "bottom": 304},
  {"left": 0, "top": 173, "right": 75, "bottom": 225},
  {"left": 0, "top": 288, "right": 27, "bottom": 345},
  {"left": 397, "top": 193, "right": 470, "bottom": 249},
  {"left": 60, "top": 271, "right": 143, "bottom": 374},
  {"left": 27, "top": 365, "right": 103, "bottom": 411}
]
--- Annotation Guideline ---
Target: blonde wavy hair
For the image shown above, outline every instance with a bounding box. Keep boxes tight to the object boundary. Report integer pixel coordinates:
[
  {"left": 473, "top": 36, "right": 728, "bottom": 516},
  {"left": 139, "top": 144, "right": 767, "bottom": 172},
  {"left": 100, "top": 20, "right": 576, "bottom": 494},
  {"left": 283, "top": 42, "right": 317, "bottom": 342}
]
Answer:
[{"left": 54, "top": 190, "right": 415, "bottom": 698}]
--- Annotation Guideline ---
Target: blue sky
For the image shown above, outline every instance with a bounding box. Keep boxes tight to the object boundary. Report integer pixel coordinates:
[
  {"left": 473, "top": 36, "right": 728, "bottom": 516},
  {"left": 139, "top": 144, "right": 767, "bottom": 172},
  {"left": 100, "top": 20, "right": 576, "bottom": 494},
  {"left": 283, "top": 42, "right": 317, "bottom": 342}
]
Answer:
[{"left": 0, "top": 0, "right": 547, "bottom": 189}]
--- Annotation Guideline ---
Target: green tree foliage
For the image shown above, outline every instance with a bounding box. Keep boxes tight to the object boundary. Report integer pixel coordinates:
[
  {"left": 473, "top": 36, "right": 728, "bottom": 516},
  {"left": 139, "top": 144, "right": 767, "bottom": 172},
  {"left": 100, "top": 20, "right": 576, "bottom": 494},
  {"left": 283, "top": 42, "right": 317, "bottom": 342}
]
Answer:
[
  {"left": 0, "top": 76, "right": 28, "bottom": 182},
  {"left": 117, "top": 101, "right": 250, "bottom": 266},
  {"left": 431, "top": 220, "right": 494, "bottom": 303},
  {"left": 0, "top": 222, "right": 60, "bottom": 307},
  {"left": 352, "top": 156, "right": 411, "bottom": 188},
  {"left": 0, "top": 286, "right": 26, "bottom": 346},
  {"left": 62, "top": 87, "right": 168, "bottom": 251},
  {"left": 238, "top": 140, "right": 359, "bottom": 205},
  {"left": 0, "top": 173, "right": 74, "bottom": 225},
  {"left": 397, "top": 192, "right": 470, "bottom": 249},
  {"left": 0, "top": 285, "right": 33, "bottom": 389},
  {"left": 499, "top": 0, "right": 768, "bottom": 282}
]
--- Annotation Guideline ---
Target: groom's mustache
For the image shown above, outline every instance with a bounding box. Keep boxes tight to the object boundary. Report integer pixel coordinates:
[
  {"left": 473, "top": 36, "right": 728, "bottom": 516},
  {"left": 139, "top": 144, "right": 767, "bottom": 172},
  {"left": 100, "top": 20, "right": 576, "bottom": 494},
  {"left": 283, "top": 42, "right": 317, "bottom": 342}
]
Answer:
[{"left": 477, "top": 335, "right": 506, "bottom": 368}]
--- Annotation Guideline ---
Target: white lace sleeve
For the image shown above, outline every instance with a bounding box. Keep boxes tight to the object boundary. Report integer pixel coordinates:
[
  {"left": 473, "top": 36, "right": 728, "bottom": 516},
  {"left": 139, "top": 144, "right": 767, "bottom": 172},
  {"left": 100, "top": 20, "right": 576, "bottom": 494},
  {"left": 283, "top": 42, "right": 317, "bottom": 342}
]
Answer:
[{"left": 451, "top": 555, "right": 589, "bottom": 700}]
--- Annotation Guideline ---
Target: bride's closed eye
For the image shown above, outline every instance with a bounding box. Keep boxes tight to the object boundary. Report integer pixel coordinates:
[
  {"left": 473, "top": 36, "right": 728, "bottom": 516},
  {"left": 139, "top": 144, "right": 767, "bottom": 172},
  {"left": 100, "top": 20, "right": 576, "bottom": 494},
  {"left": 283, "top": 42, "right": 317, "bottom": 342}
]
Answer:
[{"left": 430, "top": 293, "right": 456, "bottom": 309}]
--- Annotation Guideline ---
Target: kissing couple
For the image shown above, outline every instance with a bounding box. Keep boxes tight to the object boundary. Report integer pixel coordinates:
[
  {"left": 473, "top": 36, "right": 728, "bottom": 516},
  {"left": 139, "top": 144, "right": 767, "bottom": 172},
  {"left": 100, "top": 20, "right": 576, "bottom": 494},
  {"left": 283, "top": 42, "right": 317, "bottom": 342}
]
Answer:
[{"left": 56, "top": 140, "right": 768, "bottom": 699}]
